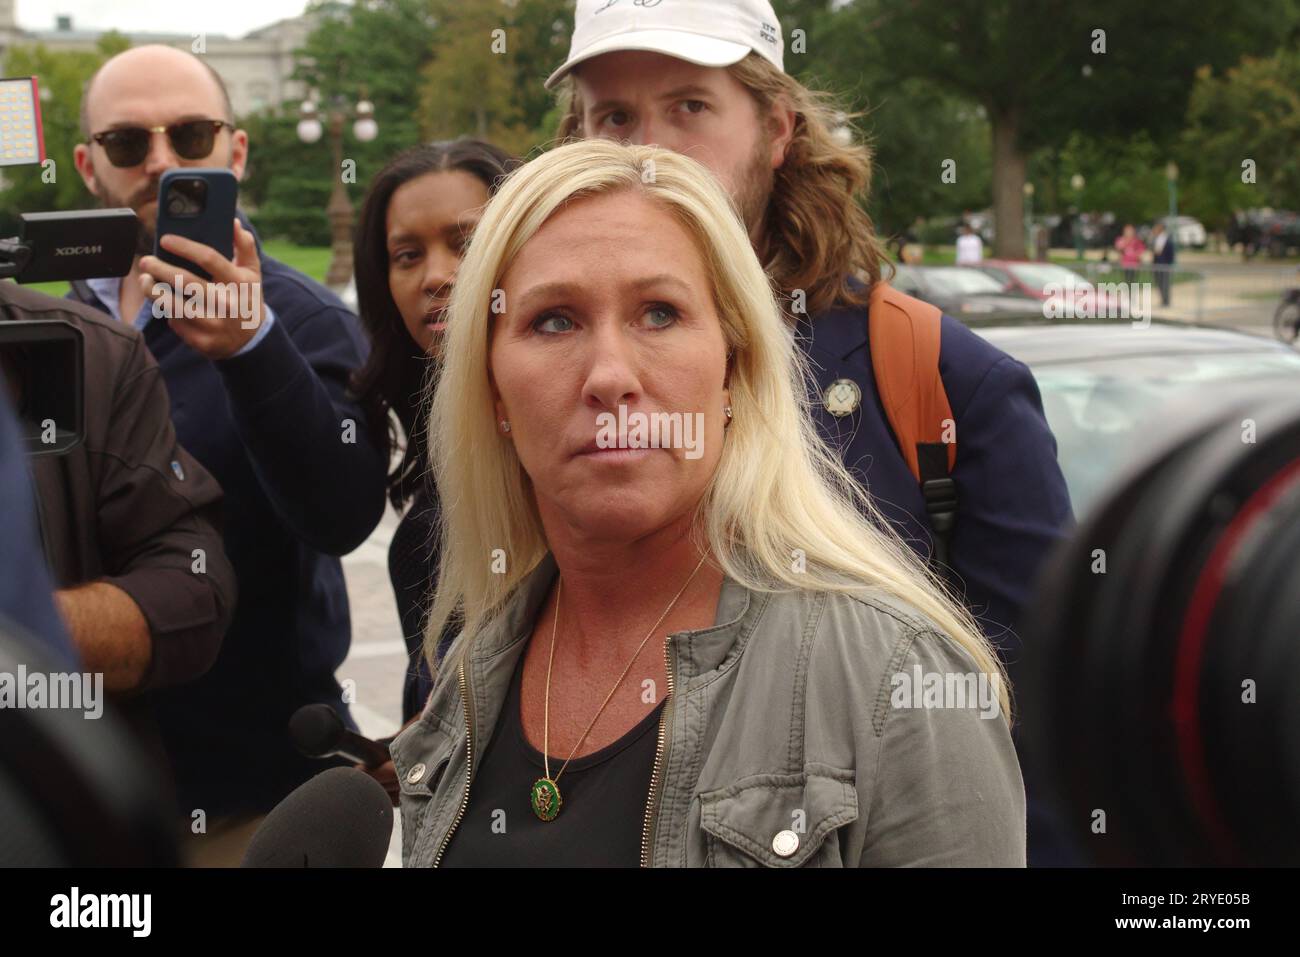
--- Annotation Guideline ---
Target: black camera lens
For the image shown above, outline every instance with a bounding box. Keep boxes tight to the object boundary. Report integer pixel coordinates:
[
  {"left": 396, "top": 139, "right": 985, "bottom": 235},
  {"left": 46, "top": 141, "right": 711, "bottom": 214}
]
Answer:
[
  {"left": 1020, "top": 386, "right": 1300, "bottom": 866},
  {"left": 165, "top": 178, "right": 207, "bottom": 218}
]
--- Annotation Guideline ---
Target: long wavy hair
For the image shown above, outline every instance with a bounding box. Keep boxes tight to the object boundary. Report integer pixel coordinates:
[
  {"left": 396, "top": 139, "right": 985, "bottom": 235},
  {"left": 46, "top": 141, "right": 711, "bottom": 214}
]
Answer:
[
  {"left": 423, "top": 139, "right": 1010, "bottom": 720},
  {"left": 351, "top": 138, "right": 519, "bottom": 509},
  {"left": 555, "top": 52, "right": 890, "bottom": 318}
]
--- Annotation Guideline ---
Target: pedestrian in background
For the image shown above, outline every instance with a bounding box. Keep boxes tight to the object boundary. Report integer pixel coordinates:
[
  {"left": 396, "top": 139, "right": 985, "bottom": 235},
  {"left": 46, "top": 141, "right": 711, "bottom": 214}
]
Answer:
[
  {"left": 1114, "top": 223, "right": 1146, "bottom": 285},
  {"left": 350, "top": 137, "right": 518, "bottom": 804},
  {"left": 1151, "top": 220, "right": 1176, "bottom": 306},
  {"left": 955, "top": 222, "right": 984, "bottom": 265},
  {"left": 69, "top": 45, "right": 388, "bottom": 864}
]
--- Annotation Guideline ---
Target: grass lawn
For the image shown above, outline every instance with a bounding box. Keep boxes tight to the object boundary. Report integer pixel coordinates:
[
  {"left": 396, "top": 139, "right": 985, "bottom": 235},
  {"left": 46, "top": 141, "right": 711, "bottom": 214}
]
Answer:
[
  {"left": 18, "top": 279, "right": 72, "bottom": 298},
  {"left": 7, "top": 242, "right": 333, "bottom": 300},
  {"left": 260, "top": 241, "right": 331, "bottom": 283}
]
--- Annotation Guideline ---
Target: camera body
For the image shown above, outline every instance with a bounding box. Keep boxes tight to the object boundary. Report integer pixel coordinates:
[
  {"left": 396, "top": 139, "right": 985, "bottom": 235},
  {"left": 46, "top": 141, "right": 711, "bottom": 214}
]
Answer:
[
  {"left": 4, "top": 209, "right": 138, "bottom": 285},
  {"left": 1, "top": 208, "right": 138, "bottom": 456}
]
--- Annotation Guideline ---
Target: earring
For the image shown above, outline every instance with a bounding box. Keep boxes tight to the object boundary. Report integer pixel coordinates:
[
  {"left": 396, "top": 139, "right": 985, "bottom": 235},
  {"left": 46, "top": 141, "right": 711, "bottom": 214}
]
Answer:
[
  {"left": 499, "top": 420, "right": 511, "bottom": 433},
  {"left": 724, "top": 406, "right": 733, "bottom": 420}
]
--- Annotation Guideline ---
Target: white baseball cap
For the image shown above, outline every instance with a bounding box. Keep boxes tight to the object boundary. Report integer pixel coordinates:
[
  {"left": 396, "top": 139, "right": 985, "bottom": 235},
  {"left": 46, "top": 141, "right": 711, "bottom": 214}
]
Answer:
[{"left": 545, "top": 0, "right": 785, "bottom": 90}]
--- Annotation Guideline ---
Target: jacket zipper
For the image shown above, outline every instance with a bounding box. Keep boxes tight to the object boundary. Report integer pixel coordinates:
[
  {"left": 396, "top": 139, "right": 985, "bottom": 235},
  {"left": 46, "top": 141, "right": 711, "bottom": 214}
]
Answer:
[
  {"left": 432, "top": 657, "right": 475, "bottom": 867},
  {"left": 640, "top": 636, "right": 675, "bottom": 868}
]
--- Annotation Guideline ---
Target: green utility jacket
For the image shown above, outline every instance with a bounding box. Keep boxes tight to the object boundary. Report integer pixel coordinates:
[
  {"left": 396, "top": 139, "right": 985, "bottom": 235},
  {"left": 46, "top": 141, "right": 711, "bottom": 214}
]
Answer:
[{"left": 391, "top": 552, "right": 1026, "bottom": 867}]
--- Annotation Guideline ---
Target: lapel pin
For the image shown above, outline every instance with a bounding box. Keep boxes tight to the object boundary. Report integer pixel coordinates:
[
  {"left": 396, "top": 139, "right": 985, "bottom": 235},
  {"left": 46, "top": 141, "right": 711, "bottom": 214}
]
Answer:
[{"left": 823, "top": 378, "right": 862, "bottom": 418}]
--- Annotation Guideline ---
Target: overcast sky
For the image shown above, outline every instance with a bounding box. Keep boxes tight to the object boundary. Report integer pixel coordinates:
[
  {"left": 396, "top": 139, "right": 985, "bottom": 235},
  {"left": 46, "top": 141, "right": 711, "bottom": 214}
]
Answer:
[{"left": 17, "top": 0, "right": 316, "bottom": 37}]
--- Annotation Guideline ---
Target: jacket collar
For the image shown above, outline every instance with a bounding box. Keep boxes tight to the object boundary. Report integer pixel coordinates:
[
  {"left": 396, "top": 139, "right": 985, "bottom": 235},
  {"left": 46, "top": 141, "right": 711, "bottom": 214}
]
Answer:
[
  {"left": 466, "top": 550, "right": 768, "bottom": 689},
  {"left": 800, "top": 277, "right": 872, "bottom": 362}
]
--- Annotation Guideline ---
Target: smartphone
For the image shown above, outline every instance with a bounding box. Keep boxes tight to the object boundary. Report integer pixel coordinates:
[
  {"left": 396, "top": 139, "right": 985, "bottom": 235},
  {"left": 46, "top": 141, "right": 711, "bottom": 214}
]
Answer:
[{"left": 153, "top": 168, "right": 238, "bottom": 281}]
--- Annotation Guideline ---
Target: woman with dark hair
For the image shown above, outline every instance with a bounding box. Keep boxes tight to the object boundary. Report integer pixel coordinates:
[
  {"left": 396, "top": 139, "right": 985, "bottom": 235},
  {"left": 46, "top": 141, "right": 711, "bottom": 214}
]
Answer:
[{"left": 350, "top": 139, "right": 518, "bottom": 798}]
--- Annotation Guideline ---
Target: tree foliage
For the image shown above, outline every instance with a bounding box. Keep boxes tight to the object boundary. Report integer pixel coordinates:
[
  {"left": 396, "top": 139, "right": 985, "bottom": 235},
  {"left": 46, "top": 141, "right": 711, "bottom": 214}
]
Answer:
[
  {"left": 834, "top": 0, "right": 1290, "bottom": 254},
  {"left": 417, "top": 0, "right": 572, "bottom": 158},
  {"left": 0, "top": 33, "right": 130, "bottom": 233},
  {"left": 1180, "top": 52, "right": 1300, "bottom": 228},
  {"left": 244, "top": 0, "right": 438, "bottom": 245}
]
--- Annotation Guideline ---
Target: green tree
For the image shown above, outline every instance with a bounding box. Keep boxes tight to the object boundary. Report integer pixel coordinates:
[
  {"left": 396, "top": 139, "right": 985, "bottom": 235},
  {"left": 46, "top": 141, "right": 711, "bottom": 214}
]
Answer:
[
  {"left": 418, "top": 0, "right": 572, "bottom": 158},
  {"left": 0, "top": 33, "right": 130, "bottom": 231},
  {"left": 774, "top": 1, "right": 993, "bottom": 241},
  {"left": 1044, "top": 130, "right": 1166, "bottom": 226},
  {"left": 845, "top": 0, "right": 1290, "bottom": 257},
  {"left": 1181, "top": 53, "right": 1300, "bottom": 229},
  {"left": 244, "top": 0, "right": 438, "bottom": 243}
]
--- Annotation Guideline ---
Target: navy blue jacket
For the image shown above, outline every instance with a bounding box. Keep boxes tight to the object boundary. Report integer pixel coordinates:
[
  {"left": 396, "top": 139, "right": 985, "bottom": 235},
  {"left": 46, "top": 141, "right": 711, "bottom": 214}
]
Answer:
[
  {"left": 803, "top": 295, "right": 1076, "bottom": 866},
  {"left": 799, "top": 297, "right": 1073, "bottom": 674},
  {"left": 69, "top": 223, "right": 387, "bottom": 816}
]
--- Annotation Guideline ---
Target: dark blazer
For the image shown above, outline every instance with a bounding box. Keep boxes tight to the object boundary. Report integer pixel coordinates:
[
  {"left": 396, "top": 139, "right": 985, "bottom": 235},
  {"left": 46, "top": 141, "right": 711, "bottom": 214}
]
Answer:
[{"left": 799, "top": 292, "right": 1074, "bottom": 673}]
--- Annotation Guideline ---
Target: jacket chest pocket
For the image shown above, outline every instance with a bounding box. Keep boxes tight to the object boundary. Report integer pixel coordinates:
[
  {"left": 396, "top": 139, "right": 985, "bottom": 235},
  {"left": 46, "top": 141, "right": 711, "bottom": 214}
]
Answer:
[
  {"left": 391, "top": 723, "right": 458, "bottom": 866},
  {"left": 699, "top": 768, "right": 859, "bottom": 868}
]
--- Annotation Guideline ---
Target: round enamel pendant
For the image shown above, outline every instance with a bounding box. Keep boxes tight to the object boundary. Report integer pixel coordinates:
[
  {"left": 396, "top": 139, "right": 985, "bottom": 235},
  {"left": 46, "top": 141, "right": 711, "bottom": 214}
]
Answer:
[{"left": 531, "top": 777, "right": 562, "bottom": 821}]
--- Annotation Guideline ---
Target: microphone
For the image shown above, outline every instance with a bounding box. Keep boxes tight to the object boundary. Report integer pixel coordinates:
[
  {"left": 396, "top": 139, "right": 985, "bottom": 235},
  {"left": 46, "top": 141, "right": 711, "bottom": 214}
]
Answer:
[
  {"left": 241, "top": 767, "right": 393, "bottom": 868},
  {"left": 289, "top": 703, "right": 390, "bottom": 768}
]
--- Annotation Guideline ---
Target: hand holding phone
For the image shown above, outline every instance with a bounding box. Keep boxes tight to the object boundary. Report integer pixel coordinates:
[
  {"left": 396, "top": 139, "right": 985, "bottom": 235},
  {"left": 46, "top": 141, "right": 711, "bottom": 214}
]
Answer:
[{"left": 139, "top": 216, "right": 267, "bottom": 360}]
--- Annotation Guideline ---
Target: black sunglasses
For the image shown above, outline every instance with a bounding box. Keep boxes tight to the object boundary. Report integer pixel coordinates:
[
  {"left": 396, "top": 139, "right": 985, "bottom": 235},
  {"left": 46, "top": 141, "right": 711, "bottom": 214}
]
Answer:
[{"left": 90, "top": 119, "right": 233, "bottom": 168}]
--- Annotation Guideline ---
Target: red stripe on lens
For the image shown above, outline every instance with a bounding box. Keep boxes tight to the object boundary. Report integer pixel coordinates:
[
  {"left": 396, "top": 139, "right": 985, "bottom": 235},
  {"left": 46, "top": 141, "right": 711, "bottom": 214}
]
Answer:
[{"left": 1172, "top": 456, "right": 1300, "bottom": 864}]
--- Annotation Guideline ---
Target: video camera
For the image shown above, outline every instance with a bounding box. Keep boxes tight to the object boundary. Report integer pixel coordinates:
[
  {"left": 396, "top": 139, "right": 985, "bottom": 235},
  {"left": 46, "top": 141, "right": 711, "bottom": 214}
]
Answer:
[{"left": 0, "top": 75, "right": 138, "bottom": 457}]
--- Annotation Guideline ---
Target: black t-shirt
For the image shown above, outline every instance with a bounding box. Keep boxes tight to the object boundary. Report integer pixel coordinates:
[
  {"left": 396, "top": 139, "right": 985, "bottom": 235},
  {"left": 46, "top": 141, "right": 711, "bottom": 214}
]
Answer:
[
  {"left": 439, "top": 652, "right": 666, "bottom": 867},
  {"left": 387, "top": 487, "right": 441, "bottom": 723}
]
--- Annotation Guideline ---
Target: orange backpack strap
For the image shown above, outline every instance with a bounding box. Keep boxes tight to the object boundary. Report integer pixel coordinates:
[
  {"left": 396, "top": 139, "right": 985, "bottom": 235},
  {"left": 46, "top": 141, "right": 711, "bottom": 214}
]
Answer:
[{"left": 866, "top": 281, "right": 959, "bottom": 565}]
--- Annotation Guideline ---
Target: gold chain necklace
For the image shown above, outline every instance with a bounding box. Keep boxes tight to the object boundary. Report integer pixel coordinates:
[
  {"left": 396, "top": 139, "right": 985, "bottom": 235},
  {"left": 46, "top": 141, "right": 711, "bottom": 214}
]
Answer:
[{"left": 530, "top": 553, "right": 708, "bottom": 821}]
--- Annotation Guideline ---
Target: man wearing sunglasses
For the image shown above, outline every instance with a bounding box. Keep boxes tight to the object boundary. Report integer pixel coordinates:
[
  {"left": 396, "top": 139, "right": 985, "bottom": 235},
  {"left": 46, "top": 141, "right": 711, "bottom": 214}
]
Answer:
[{"left": 68, "top": 45, "right": 388, "bottom": 865}]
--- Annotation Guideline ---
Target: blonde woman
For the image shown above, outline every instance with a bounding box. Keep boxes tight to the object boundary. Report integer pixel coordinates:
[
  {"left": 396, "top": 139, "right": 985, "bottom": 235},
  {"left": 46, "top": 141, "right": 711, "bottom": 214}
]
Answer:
[{"left": 389, "top": 139, "right": 1025, "bottom": 868}]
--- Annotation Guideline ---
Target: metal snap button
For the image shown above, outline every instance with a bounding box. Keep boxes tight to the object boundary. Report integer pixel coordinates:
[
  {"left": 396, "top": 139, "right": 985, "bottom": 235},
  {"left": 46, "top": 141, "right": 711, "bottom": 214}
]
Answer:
[
  {"left": 407, "top": 763, "right": 427, "bottom": 785},
  {"left": 772, "top": 829, "right": 799, "bottom": 857}
]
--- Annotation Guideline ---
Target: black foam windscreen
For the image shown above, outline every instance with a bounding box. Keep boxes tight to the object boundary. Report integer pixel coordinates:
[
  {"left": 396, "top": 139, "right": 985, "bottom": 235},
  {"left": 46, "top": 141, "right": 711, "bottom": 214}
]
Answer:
[
  {"left": 288, "top": 702, "right": 346, "bottom": 758},
  {"left": 241, "top": 766, "right": 393, "bottom": 868}
]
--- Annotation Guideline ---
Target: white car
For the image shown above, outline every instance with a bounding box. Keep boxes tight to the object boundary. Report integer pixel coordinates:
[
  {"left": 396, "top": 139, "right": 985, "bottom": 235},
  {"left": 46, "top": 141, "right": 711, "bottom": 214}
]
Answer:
[{"left": 1171, "top": 215, "right": 1206, "bottom": 249}]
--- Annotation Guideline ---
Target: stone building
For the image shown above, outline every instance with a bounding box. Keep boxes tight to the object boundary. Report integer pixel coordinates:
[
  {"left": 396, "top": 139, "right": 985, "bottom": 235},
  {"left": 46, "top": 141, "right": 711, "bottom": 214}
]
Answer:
[{"left": 0, "top": 2, "right": 337, "bottom": 118}]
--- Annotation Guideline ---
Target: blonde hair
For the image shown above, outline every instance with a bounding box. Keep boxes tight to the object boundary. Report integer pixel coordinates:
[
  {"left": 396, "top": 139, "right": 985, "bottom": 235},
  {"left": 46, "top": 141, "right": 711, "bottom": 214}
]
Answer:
[
  {"left": 425, "top": 139, "right": 1010, "bottom": 720},
  {"left": 555, "top": 52, "right": 891, "bottom": 318}
]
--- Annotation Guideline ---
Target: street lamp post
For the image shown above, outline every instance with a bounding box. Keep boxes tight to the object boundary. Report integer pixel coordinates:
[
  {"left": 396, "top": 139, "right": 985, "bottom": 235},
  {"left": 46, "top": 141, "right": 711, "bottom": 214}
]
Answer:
[
  {"left": 297, "top": 95, "right": 378, "bottom": 289},
  {"left": 1023, "top": 181, "right": 1036, "bottom": 259},
  {"left": 1070, "top": 174, "right": 1086, "bottom": 260},
  {"left": 1166, "top": 160, "right": 1179, "bottom": 224}
]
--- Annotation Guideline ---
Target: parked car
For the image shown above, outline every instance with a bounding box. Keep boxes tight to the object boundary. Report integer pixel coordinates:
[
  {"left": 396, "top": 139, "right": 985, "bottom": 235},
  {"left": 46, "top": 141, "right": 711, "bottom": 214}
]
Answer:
[
  {"left": 1230, "top": 208, "right": 1300, "bottom": 258},
  {"left": 1138, "top": 216, "right": 1206, "bottom": 250},
  {"left": 975, "top": 259, "right": 1120, "bottom": 315},
  {"left": 1171, "top": 215, "right": 1207, "bottom": 249},
  {"left": 889, "top": 264, "right": 1043, "bottom": 319},
  {"left": 977, "top": 321, "right": 1300, "bottom": 517}
]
